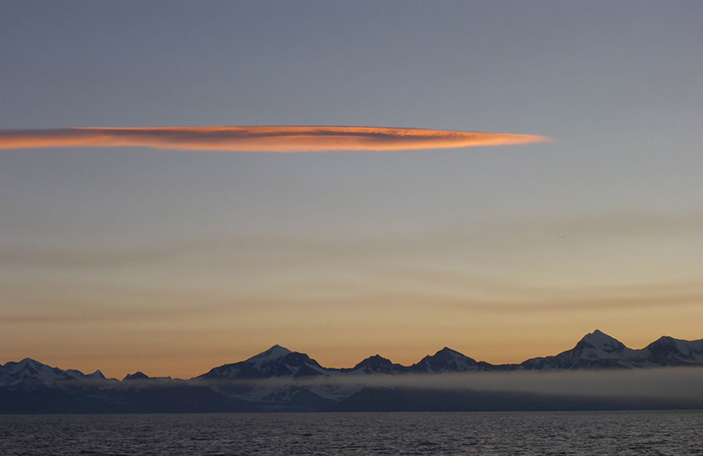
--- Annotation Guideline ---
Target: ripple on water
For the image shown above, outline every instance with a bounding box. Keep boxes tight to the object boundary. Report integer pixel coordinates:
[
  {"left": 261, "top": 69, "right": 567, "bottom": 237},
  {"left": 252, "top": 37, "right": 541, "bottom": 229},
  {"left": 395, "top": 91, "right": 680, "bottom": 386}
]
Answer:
[{"left": 0, "top": 411, "right": 701, "bottom": 455}]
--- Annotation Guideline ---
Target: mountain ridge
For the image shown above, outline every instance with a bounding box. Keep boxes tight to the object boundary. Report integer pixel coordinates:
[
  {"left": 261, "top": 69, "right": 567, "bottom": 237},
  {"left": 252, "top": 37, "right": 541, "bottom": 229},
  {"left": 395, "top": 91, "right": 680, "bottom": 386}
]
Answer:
[
  {"left": 3, "top": 330, "right": 702, "bottom": 384},
  {"left": 2, "top": 330, "right": 702, "bottom": 414}
]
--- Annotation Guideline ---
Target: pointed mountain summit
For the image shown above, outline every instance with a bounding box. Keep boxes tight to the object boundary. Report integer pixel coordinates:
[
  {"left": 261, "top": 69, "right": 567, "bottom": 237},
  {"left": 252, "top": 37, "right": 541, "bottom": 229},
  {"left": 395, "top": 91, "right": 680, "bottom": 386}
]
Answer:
[
  {"left": 196, "top": 345, "right": 328, "bottom": 381},
  {"left": 411, "top": 347, "right": 489, "bottom": 373},
  {"left": 521, "top": 330, "right": 639, "bottom": 370},
  {"left": 575, "top": 329, "right": 628, "bottom": 353},
  {"left": 245, "top": 345, "right": 293, "bottom": 365},
  {"left": 87, "top": 370, "right": 105, "bottom": 380},
  {"left": 351, "top": 355, "right": 407, "bottom": 374},
  {"left": 642, "top": 336, "right": 703, "bottom": 366},
  {"left": 0, "top": 358, "right": 107, "bottom": 385},
  {"left": 123, "top": 371, "right": 151, "bottom": 381}
]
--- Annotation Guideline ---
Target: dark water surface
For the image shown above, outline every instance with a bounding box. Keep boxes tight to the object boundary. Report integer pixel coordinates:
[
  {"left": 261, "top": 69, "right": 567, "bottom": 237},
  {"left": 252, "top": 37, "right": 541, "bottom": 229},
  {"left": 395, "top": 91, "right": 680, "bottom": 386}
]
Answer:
[{"left": 1, "top": 411, "right": 701, "bottom": 455}]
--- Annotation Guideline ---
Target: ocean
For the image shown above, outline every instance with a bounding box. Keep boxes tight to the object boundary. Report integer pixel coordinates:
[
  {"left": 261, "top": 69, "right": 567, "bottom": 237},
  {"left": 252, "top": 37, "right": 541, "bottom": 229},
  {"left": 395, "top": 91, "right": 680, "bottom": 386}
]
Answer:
[{"left": 1, "top": 410, "right": 701, "bottom": 455}]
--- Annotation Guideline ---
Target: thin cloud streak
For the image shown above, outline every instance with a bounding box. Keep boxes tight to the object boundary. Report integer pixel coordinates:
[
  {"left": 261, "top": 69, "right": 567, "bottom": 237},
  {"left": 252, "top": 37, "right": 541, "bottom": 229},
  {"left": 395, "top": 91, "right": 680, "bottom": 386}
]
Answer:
[
  {"left": 4, "top": 209, "right": 701, "bottom": 270},
  {"left": 0, "top": 126, "right": 549, "bottom": 152}
]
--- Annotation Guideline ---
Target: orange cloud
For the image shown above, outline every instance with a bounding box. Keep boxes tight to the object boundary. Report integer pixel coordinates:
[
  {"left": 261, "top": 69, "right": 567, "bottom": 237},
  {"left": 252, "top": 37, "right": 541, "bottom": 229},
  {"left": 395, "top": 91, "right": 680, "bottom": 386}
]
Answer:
[{"left": 0, "top": 126, "right": 549, "bottom": 152}]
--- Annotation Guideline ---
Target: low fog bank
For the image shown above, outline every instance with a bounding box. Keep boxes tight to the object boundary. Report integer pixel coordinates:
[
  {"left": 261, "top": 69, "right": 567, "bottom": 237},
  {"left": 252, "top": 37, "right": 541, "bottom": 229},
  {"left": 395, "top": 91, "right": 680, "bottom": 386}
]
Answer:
[
  {"left": 205, "top": 367, "right": 703, "bottom": 402},
  {"left": 5, "top": 368, "right": 702, "bottom": 413}
]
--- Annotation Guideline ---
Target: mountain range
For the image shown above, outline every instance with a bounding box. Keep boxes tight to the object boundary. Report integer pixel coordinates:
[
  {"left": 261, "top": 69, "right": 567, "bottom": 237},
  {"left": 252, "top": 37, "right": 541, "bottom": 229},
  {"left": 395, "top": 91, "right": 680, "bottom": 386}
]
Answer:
[{"left": 2, "top": 330, "right": 702, "bottom": 413}]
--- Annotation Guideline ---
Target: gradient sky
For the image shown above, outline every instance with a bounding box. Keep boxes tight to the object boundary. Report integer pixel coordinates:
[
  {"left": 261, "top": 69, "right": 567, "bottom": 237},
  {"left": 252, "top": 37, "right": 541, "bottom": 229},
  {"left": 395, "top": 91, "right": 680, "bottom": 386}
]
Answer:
[{"left": 1, "top": 1, "right": 702, "bottom": 379}]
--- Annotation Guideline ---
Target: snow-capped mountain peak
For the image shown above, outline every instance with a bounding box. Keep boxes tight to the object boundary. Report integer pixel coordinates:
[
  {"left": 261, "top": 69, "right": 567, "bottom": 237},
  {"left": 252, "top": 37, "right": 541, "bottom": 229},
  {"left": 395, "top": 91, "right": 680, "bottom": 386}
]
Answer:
[
  {"left": 522, "top": 330, "right": 644, "bottom": 369},
  {"left": 576, "top": 330, "right": 628, "bottom": 354},
  {"left": 411, "top": 347, "right": 481, "bottom": 373},
  {"left": 436, "top": 347, "right": 466, "bottom": 357},
  {"left": 0, "top": 358, "right": 105, "bottom": 385},
  {"left": 643, "top": 336, "right": 703, "bottom": 366},
  {"left": 351, "top": 355, "right": 406, "bottom": 374},
  {"left": 196, "top": 345, "right": 327, "bottom": 381},
  {"left": 123, "top": 371, "right": 150, "bottom": 381},
  {"left": 10, "top": 358, "right": 41, "bottom": 372},
  {"left": 246, "top": 345, "right": 293, "bottom": 365}
]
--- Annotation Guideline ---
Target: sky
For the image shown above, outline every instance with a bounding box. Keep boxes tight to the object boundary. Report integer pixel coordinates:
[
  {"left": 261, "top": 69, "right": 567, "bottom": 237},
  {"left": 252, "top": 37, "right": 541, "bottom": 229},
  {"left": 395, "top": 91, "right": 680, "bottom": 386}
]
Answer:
[{"left": 1, "top": 1, "right": 702, "bottom": 379}]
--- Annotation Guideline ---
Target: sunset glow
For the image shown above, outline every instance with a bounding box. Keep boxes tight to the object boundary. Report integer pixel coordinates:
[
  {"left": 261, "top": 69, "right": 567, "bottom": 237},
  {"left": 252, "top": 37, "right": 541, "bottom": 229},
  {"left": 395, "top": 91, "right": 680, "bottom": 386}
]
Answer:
[{"left": 2, "top": 1, "right": 701, "bottom": 387}]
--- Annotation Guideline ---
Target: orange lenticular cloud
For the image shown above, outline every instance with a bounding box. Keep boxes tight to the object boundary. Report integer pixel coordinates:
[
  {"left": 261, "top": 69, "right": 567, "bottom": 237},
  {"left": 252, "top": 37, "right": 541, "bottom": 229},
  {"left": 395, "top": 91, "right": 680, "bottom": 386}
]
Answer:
[{"left": 0, "top": 126, "right": 549, "bottom": 152}]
